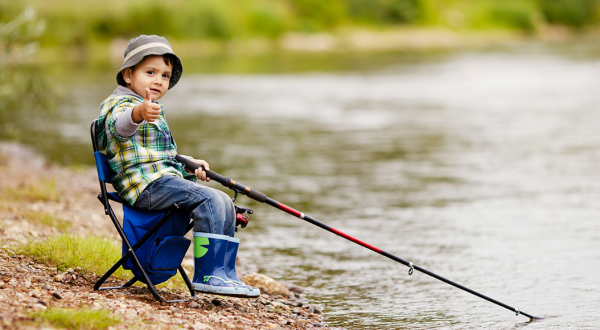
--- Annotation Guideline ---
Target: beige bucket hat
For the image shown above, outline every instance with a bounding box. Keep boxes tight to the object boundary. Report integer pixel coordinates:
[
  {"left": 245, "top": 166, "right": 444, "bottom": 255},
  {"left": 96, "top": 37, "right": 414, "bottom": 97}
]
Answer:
[{"left": 116, "top": 35, "right": 183, "bottom": 89}]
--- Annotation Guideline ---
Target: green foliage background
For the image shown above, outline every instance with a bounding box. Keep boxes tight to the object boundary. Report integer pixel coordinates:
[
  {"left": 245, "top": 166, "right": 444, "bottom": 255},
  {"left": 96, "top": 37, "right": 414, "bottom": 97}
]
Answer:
[
  {"left": 1, "top": 0, "right": 599, "bottom": 49},
  {"left": 0, "top": 7, "right": 53, "bottom": 133}
]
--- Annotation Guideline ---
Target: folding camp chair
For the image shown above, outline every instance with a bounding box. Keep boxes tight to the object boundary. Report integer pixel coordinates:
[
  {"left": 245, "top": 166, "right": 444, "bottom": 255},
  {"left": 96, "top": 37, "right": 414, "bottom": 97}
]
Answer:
[{"left": 90, "top": 120, "right": 196, "bottom": 303}]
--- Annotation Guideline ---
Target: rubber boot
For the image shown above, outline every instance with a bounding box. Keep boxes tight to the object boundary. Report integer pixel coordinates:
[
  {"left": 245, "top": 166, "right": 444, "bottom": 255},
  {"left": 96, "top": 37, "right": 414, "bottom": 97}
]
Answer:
[
  {"left": 224, "top": 237, "right": 261, "bottom": 298},
  {"left": 192, "top": 232, "right": 248, "bottom": 296}
]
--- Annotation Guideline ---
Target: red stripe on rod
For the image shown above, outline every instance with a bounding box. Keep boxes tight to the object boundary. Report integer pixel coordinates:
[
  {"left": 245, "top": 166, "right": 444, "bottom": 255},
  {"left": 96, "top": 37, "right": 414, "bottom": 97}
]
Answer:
[
  {"left": 277, "top": 203, "right": 303, "bottom": 218},
  {"left": 329, "top": 227, "right": 383, "bottom": 253},
  {"left": 277, "top": 201, "right": 383, "bottom": 253}
]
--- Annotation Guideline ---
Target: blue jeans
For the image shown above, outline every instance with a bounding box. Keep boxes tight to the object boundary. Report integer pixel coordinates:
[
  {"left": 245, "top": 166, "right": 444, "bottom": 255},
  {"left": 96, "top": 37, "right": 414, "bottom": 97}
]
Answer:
[{"left": 135, "top": 175, "right": 235, "bottom": 237}]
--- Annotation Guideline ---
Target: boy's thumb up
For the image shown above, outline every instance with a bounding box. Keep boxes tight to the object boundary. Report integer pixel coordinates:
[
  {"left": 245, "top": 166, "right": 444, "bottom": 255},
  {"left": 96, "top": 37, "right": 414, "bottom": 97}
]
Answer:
[
  {"left": 141, "top": 87, "right": 160, "bottom": 122},
  {"left": 145, "top": 87, "right": 153, "bottom": 103}
]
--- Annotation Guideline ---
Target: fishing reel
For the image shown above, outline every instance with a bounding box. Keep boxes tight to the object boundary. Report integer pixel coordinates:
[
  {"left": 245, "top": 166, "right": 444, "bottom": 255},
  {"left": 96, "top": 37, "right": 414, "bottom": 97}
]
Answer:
[{"left": 234, "top": 205, "right": 253, "bottom": 230}]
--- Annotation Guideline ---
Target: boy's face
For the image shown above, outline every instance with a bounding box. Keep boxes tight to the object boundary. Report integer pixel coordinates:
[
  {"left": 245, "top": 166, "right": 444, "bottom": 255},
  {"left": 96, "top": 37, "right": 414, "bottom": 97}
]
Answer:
[{"left": 122, "top": 55, "right": 172, "bottom": 101}]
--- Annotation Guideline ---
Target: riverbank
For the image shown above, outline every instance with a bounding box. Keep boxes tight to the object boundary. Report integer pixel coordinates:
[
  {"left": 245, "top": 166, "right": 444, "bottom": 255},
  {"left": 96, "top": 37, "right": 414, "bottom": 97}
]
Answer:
[
  {"left": 33, "top": 24, "right": 593, "bottom": 80},
  {"left": 41, "top": 27, "right": 564, "bottom": 66},
  {"left": 0, "top": 141, "right": 334, "bottom": 330}
]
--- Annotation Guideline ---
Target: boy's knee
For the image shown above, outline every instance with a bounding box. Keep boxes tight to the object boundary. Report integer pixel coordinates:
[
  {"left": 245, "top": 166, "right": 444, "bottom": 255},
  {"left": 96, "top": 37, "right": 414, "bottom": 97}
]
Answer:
[
  {"left": 217, "top": 190, "right": 233, "bottom": 206},
  {"left": 200, "top": 187, "right": 232, "bottom": 209}
]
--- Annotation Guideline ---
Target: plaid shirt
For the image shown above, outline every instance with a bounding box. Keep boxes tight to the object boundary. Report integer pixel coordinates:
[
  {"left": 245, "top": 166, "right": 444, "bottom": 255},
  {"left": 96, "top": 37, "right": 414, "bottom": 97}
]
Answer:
[{"left": 96, "top": 90, "right": 196, "bottom": 206}]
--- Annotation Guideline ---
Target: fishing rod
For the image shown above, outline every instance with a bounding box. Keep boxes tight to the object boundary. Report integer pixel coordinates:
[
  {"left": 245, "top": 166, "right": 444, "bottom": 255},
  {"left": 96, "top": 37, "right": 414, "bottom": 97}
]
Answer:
[{"left": 175, "top": 155, "right": 542, "bottom": 321}]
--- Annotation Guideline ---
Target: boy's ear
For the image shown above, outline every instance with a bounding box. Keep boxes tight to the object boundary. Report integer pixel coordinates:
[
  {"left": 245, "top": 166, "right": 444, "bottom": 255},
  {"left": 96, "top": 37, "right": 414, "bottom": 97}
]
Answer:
[{"left": 122, "top": 68, "right": 133, "bottom": 84}]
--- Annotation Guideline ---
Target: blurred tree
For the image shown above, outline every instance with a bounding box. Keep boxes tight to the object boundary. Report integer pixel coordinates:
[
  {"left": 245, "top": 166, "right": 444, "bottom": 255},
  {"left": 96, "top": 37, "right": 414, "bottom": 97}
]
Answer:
[
  {"left": 347, "top": 0, "right": 420, "bottom": 24},
  {"left": 489, "top": 1, "right": 536, "bottom": 32},
  {"left": 0, "top": 7, "right": 54, "bottom": 138},
  {"left": 539, "top": 0, "right": 600, "bottom": 28},
  {"left": 287, "top": 0, "right": 348, "bottom": 30},
  {"left": 3, "top": 0, "right": 600, "bottom": 53},
  {"left": 245, "top": 6, "right": 288, "bottom": 38}
]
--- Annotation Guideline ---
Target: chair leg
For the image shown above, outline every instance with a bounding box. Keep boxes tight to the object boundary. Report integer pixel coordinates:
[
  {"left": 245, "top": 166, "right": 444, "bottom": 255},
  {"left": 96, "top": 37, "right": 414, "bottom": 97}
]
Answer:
[
  {"left": 147, "top": 266, "right": 196, "bottom": 304},
  {"left": 96, "top": 204, "right": 196, "bottom": 303},
  {"left": 96, "top": 277, "right": 138, "bottom": 291},
  {"left": 95, "top": 205, "right": 168, "bottom": 302},
  {"left": 179, "top": 265, "right": 197, "bottom": 300},
  {"left": 122, "top": 277, "right": 138, "bottom": 288},
  {"left": 94, "top": 252, "right": 131, "bottom": 291},
  {"left": 95, "top": 240, "right": 196, "bottom": 302},
  {"left": 94, "top": 239, "right": 167, "bottom": 302}
]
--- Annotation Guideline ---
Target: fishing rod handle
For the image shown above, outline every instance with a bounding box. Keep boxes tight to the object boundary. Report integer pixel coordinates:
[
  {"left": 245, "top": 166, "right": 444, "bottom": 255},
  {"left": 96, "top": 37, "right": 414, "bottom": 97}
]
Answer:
[
  {"left": 175, "top": 155, "right": 229, "bottom": 184},
  {"left": 175, "top": 155, "right": 267, "bottom": 203}
]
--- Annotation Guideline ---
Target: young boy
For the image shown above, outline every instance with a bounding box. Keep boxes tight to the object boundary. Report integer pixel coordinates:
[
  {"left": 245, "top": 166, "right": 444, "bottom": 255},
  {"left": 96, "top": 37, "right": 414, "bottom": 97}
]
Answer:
[{"left": 96, "top": 35, "right": 258, "bottom": 297}]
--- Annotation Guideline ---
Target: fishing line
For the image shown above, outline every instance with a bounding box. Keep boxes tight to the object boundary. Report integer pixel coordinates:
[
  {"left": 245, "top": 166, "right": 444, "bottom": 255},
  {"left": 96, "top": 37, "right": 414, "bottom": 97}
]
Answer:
[{"left": 176, "top": 155, "right": 542, "bottom": 321}]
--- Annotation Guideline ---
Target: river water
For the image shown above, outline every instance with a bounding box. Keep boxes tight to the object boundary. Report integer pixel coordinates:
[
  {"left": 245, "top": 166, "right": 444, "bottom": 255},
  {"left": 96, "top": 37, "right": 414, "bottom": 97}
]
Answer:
[{"left": 23, "top": 43, "right": 600, "bottom": 328}]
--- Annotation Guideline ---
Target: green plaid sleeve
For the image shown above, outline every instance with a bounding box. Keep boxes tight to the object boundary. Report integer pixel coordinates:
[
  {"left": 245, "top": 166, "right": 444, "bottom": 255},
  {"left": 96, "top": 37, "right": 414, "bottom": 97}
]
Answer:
[{"left": 106, "top": 99, "right": 138, "bottom": 142}]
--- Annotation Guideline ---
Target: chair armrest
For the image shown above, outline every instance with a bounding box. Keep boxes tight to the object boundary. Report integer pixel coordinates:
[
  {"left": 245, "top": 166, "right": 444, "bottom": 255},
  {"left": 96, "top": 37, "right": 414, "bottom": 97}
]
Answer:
[{"left": 98, "top": 192, "right": 125, "bottom": 204}]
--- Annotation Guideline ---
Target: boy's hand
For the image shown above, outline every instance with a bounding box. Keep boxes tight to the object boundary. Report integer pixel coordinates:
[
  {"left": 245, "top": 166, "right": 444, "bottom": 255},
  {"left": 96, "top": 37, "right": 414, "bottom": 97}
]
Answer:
[
  {"left": 132, "top": 88, "right": 161, "bottom": 123},
  {"left": 192, "top": 159, "right": 211, "bottom": 182}
]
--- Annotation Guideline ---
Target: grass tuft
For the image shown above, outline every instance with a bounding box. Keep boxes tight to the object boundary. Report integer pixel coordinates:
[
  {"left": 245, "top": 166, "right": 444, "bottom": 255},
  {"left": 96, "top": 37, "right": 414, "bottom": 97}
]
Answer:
[
  {"left": 17, "top": 233, "right": 128, "bottom": 277},
  {"left": 17, "top": 233, "right": 190, "bottom": 290},
  {"left": 21, "top": 210, "right": 72, "bottom": 231},
  {"left": 17, "top": 232, "right": 195, "bottom": 292},
  {"left": 31, "top": 307, "right": 120, "bottom": 330},
  {"left": 5, "top": 178, "right": 60, "bottom": 203}
]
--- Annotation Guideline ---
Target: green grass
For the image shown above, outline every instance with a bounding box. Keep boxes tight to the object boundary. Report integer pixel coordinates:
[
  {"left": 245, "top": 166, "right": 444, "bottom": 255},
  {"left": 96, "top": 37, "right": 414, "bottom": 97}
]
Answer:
[
  {"left": 4, "top": 178, "right": 60, "bottom": 203},
  {"left": 17, "top": 233, "right": 129, "bottom": 276},
  {"left": 17, "top": 232, "right": 191, "bottom": 290},
  {"left": 21, "top": 210, "right": 72, "bottom": 231},
  {"left": 30, "top": 307, "right": 120, "bottom": 330}
]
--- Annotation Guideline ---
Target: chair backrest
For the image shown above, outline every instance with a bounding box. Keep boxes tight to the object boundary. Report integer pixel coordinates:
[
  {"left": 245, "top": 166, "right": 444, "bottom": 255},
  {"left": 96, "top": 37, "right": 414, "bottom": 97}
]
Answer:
[
  {"left": 90, "top": 120, "right": 114, "bottom": 184},
  {"left": 94, "top": 151, "right": 113, "bottom": 184}
]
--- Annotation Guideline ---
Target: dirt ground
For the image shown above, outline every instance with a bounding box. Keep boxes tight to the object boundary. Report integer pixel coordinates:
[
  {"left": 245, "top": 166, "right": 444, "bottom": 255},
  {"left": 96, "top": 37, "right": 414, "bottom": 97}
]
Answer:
[{"left": 0, "top": 142, "right": 334, "bottom": 330}]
